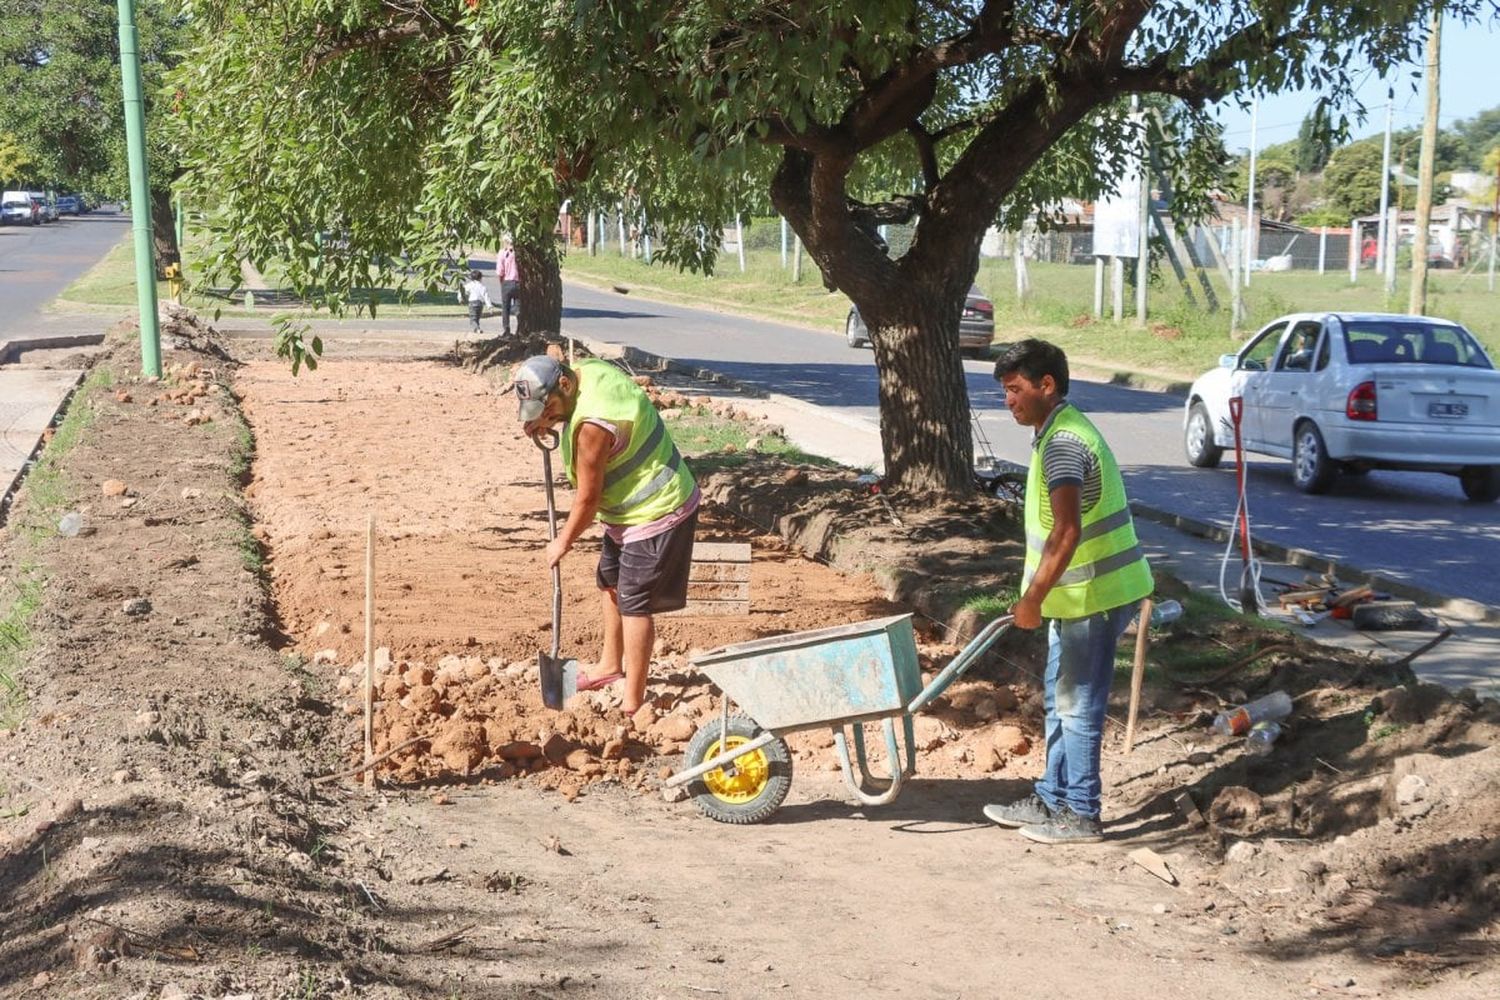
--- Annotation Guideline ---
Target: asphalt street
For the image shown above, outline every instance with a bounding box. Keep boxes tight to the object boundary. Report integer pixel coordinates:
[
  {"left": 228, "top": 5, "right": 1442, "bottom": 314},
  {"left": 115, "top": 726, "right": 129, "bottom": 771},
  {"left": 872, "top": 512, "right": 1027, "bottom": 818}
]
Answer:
[
  {"left": 0, "top": 209, "right": 130, "bottom": 340},
  {"left": 560, "top": 280, "right": 1500, "bottom": 609}
]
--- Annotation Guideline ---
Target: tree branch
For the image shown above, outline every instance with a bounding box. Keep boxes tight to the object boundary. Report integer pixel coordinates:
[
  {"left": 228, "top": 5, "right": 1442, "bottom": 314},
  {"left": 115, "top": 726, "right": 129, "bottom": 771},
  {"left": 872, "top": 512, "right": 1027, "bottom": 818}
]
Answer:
[
  {"left": 306, "top": 19, "right": 427, "bottom": 74},
  {"left": 907, "top": 125, "right": 941, "bottom": 190}
]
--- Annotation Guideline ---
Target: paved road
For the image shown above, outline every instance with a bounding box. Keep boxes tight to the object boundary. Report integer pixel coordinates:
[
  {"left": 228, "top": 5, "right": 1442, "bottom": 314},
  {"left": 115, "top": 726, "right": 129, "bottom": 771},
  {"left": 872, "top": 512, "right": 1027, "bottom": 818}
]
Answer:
[
  {"left": 0, "top": 210, "right": 130, "bottom": 340},
  {"left": 561, "top": 280, "right": 1500, "bottom": 609}
]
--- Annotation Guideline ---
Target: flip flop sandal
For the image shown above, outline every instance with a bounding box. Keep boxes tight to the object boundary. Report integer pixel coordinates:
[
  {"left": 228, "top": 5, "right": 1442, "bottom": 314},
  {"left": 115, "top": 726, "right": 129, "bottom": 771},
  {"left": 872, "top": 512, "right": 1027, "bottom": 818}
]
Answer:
[{"left": 575, "top": 671, "right": 625, "bottom": 692}]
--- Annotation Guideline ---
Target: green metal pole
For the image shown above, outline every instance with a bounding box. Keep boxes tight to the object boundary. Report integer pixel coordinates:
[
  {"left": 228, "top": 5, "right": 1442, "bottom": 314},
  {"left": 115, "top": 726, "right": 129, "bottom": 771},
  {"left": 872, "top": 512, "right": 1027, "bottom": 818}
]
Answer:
[{"left": 117, "top": 0, "right": 161, "bottom": 377}]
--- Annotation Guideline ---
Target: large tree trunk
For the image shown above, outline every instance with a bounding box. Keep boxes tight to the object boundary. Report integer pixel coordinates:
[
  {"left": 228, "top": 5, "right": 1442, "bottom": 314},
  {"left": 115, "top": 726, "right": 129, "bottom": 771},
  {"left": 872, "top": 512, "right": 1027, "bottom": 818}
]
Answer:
[
  {"left": 150, "top": 188, "right": 180, "bottom": 276},
  {"left": 865, "top": 291, "right": 975, "bottom": 494},
  {"left": 772, "top": 151, "right": 979, "bottom": 495},
  {"left": 515, "top": 235, "right": 561, "bottom": 337}
]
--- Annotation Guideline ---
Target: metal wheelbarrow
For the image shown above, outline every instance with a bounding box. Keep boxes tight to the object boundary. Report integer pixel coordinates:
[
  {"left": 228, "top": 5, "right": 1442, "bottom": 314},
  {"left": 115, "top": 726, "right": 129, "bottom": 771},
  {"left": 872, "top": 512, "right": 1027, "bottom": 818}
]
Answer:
[{"left": 664, "top": 612, "right": 1014, "bottom": 824}]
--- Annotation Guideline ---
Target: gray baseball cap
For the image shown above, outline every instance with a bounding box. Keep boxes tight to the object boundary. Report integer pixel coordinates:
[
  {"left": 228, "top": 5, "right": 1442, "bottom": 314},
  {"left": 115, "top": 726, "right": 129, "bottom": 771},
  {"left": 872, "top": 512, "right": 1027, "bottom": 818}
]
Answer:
[{"left": 512, "top": 355, "right": 565, "bottom": 421}]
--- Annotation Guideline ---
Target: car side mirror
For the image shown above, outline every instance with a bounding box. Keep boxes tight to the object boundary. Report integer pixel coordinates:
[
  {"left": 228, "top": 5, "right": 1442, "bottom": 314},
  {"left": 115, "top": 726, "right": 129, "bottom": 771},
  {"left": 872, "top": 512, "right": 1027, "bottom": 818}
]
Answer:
[{"left": 1219, "top": 353, "right": 1238, "bottom": 370}]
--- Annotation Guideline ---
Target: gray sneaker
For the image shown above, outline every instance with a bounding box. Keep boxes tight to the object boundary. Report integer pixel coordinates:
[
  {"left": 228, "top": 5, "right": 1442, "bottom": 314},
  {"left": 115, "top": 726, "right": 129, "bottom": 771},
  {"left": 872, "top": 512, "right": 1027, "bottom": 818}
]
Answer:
[
  {"left": 983, "top": 793, "right": 1052, "bottom": 829},
  {"left": 1018, "top": 805, "right": 1104, "bottom": 845}
]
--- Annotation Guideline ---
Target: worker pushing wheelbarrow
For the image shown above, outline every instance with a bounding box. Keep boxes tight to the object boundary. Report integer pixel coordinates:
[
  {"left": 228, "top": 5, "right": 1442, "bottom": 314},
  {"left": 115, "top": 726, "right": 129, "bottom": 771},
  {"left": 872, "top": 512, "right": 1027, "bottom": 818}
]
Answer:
[{"left": 664, "top": 612, "right": 1014, "bottom": 824}]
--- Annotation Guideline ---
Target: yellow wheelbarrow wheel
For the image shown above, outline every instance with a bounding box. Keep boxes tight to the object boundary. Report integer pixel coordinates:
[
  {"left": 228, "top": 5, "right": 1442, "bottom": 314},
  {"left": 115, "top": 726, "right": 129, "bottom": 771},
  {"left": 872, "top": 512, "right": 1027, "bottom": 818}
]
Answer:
[{"left": 683, "top": 715, "right": 793, "bottom": 824}]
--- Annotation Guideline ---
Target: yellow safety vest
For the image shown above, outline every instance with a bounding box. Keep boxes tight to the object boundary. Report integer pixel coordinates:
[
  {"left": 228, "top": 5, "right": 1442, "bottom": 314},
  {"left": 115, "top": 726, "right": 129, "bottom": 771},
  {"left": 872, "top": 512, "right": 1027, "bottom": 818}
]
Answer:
[
  {"left": 562, "top": 359, "right": 695, "bottom": 525},
  {"left": 1022, "top": 405, "right": 1153, "bottom": 619}
]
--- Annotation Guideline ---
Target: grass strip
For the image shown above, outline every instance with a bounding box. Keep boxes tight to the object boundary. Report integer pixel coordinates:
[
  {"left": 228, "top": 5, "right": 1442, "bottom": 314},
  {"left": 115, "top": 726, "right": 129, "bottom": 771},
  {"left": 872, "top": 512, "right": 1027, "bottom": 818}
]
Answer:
[{"left": 0, "top": 366, "right": 112, "bottom": 724}]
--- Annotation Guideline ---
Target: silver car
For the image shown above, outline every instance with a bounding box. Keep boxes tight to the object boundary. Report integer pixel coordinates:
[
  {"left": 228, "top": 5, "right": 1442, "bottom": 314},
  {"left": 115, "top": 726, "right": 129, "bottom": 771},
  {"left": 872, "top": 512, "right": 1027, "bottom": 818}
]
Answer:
[{"left": 1183, "top": 312, "right": 1500, "bottom": 501}]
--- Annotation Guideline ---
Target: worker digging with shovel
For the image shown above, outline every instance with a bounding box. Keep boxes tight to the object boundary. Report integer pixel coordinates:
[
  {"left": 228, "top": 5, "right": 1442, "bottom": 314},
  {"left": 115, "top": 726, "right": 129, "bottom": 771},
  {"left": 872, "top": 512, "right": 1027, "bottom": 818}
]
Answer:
[{"left": 512, "top": 354, "right": 700, "bottom": 715}]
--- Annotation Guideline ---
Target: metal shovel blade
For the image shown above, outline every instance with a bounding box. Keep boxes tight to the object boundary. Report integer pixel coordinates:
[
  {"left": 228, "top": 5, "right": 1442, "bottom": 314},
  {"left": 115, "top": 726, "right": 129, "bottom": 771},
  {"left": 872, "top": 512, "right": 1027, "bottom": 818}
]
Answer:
[{"left": 538, "top": 652, "right": 579, "bottom": 710}]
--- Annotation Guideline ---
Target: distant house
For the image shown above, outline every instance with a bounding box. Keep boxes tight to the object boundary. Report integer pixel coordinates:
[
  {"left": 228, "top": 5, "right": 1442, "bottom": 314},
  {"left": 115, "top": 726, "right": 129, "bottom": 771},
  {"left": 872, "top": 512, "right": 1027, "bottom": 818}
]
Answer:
[{"left": 1354, "top": 203, "right": 1496, "bottom": 265}]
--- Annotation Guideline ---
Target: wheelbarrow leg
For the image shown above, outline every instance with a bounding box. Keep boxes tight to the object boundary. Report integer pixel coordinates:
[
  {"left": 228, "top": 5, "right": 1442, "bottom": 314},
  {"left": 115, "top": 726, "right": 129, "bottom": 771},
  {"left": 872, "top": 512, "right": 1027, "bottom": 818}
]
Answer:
[
  {"left": 902, "top": 715, "right": 916, "bottom": 775},
  {"left": 833, "top": 718, "right": 906, "bottom": 807},
  {"left": 848, "top": 718, "right": 914, "bottom": 787}
]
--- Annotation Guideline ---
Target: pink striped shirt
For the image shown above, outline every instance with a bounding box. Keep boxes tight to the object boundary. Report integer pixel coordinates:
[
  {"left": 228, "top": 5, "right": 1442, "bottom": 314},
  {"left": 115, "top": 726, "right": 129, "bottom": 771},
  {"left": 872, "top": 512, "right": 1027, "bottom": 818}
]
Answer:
[{"left": 496, "top": 248, "right": 519, "bottom": 283}]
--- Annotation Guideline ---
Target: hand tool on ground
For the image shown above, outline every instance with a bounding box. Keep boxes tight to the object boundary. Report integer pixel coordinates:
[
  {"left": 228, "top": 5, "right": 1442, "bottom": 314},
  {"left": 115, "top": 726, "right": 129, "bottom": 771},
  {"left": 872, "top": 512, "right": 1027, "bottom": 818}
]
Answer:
[
  {"left": 534, "top": 431, "right": 578, "bottom": 710},
  {"left": 1220, "top": 395, "right": 1263, "bottom": 615}
]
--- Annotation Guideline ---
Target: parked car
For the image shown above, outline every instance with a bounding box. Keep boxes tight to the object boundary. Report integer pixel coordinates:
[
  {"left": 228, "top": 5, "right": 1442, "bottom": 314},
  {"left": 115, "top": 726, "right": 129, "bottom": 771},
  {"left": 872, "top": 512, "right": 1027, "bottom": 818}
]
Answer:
[
  {"left": 845, "top": 286, "right": 996, "bottom": 355},
  {"left": 1, "top": 193, "right": 38, "bottom": 225},
  {"left": 1183, "top": 312, "right": 1500, "bottom": 501},
  {"left": 56, "top": 195, "right": 80, "bottom": 215}
]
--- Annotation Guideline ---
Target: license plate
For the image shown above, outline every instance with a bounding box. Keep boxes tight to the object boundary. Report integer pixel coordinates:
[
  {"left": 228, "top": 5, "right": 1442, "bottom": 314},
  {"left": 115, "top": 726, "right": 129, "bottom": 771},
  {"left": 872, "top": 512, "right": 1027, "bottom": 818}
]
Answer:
[{"left": 1428, "top": 401, "right": 1468, "bottom": 418}]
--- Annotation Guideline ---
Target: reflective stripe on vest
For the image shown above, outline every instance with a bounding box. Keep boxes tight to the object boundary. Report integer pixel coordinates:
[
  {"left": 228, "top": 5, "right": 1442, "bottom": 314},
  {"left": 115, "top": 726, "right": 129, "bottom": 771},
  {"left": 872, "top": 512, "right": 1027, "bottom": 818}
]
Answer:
[
  {"left": 562, "top": 359, "right": 696, "bottom": 526},
  {"left": 1022, "top": 404, "right": 1153, "bottom": 619}
]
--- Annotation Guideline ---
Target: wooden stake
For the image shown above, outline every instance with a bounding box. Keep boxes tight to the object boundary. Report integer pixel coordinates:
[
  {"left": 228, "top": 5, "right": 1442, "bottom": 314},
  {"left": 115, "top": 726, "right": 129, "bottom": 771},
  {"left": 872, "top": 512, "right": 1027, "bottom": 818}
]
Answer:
[
  {"left": 1123, "top": 597, "right": 1152, "bottom": 753},
  {"left": 363, "top": 513, "right": 376, "bottom": 790}
]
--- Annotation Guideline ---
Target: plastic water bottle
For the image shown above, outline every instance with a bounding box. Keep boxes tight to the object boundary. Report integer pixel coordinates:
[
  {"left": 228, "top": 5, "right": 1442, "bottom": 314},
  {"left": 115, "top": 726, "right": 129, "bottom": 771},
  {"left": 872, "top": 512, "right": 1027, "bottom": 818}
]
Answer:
[
  {"left": 1245, "top": 721, "right": 1282, "bottom": 756},
  {"left": 57, "top": 511, "right": 84, "bottom": 537},
  {"left": 1211, "top": 690, "right": 1293, "bottom": 737},
  {"left": 1132, "top": 599, "right": 1183, "bottom": 631},
  {"left": 1150, "top": 600, "right": 1184, "bottom": 626}
]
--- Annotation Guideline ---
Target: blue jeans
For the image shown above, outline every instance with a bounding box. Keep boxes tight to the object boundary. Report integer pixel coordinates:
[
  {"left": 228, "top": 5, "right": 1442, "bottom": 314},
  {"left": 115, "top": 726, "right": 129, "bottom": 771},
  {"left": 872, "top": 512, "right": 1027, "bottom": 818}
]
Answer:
[{"left": 1034, "top": 604, "right": 1136, "bottom": 820}]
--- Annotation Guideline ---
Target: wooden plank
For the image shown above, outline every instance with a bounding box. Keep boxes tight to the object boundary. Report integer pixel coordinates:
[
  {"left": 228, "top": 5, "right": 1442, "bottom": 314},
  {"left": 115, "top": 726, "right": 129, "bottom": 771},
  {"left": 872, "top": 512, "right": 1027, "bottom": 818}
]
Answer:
[
  {"left": 663, "top": 599, "right": 750, "bottom": 617},
  {"left": 686, "top": 581, "right": 750, "bottom": 601},
  {"left": 691, "top": 541, "right": 751, "bottom": 562},
  {"left": 689, "top": 561, "right": 751, "bottom": 582}
]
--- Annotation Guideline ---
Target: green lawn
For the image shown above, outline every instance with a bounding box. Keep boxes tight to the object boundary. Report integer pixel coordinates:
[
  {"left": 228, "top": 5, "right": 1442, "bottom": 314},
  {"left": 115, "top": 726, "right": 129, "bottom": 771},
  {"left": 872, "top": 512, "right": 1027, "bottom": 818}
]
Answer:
[
  {"left": 55, "top": 235, "right": 164, "bottom": 310},
  {"left": 565, "top": 243, "right": 1500, "bottom": 381}
]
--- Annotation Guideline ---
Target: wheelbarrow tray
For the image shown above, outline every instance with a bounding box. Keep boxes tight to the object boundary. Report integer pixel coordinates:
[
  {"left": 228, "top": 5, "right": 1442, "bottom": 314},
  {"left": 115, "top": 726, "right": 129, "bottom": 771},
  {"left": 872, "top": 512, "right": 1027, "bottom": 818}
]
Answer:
[{"left": 691, "top": 614, "right": 921, "bottom": 732}]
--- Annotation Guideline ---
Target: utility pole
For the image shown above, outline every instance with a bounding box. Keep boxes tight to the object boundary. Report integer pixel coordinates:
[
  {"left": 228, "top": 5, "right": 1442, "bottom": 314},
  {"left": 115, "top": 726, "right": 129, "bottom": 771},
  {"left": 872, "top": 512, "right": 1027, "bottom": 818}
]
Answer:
[
  {"left": 1409, "top": 7, "right": 1441, "bottom": 316},
  {"left": 117, "top": 0, "right": 161, "bottom": 377},
  {"left": 1491, "top": 156, "right": 1499, "bottom": 292},
  {"left": 1376, "top": 91, "right": 1394, "bottom": 285},
  {"left": 1244, "top": 97, "right": 1258, "bottom": 287}
]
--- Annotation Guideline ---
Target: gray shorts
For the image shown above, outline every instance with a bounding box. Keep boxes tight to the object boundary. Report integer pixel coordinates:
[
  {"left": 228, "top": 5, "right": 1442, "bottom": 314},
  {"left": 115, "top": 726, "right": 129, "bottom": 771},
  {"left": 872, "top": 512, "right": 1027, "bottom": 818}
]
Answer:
[{"left": 596, "top": 508, "right": 699, "bottom": 616}]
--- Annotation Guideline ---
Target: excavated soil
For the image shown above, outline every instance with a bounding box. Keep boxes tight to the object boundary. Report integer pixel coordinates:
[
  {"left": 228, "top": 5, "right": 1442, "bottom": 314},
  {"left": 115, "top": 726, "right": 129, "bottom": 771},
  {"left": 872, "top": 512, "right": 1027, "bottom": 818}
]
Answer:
[
  {"left": 235, "top": 357, "right": 1050, "bottom": 795},
  {"left": 2, "top": 317, "right": 1497, "bottom": 999}
]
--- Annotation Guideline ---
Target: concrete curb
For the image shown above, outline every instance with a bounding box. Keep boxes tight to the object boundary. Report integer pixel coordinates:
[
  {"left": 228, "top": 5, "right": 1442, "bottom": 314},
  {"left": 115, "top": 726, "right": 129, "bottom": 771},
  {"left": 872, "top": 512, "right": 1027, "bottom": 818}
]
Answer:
[
  {"left": 0, "top": 369, "right": 88, "bottom": 525},
  {"left": 0, "top": 333, "right": 106, "bottom": 365},
  {"left": 572, "top": 329, "right": 1498, "bottom": 626}
]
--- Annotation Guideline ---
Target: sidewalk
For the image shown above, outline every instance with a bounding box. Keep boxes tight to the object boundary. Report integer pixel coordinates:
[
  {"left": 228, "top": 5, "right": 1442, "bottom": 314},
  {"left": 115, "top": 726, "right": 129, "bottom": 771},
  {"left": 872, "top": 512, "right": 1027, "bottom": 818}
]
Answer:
[{"left": 584, "top": 335, "right": 1500, "bottom": 697}]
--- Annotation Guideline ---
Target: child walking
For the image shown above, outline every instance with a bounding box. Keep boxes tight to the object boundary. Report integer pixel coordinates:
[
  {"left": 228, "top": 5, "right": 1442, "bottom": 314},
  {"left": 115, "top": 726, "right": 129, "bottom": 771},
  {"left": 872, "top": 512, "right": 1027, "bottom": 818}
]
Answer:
[{"left": 458, "top": 269, "right": 493, "bottom": 335}]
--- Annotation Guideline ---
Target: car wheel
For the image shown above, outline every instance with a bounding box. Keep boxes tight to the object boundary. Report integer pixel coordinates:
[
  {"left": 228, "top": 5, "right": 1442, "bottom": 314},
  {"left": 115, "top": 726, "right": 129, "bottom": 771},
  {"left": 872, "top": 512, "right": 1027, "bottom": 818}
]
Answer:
[
  {"left": 845, "top": 311, "right": 865, "bottom": 349},
  {"left": 1458, "top": 466, "right": 1500, "bottom": 503},
  {"left": 1292, "top": 422, "right": 1335, "bottom": 494},
  {"left": 1184, "top": 402, "right": 1223, "bottom": 469}
]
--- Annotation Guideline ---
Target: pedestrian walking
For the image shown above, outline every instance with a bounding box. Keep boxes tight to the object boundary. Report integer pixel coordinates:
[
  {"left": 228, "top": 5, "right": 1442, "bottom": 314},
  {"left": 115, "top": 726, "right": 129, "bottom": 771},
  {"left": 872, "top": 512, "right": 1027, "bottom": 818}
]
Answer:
[
  {"left": 983, "top": 339, "right": 1154, "bottom": 845},
  {"left": 511, "top": 354, "right": 699, "bottom": 715},
  {"left": 496, "top": 235, "right": 521, "bottom": 336},
  {"left": 458, "top": 269, "right": 492, "bottom": 336}
]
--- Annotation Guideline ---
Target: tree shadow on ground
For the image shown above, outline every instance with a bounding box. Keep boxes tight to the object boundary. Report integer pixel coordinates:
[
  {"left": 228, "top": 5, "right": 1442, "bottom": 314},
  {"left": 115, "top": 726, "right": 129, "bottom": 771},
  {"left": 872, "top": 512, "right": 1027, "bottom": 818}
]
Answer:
[{"left": 0, "top": 796, "right": 564, "bottom": 993}]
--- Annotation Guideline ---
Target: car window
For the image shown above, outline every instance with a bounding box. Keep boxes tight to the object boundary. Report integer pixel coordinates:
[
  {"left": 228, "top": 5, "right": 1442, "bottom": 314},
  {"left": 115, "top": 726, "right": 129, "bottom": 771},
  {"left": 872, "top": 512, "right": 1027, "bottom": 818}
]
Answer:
[
  {"left": 1238, "top": 321, "right": 1287, "bottom": 371},
  {"left": 1343, "top": 321, "right": 1493, "bottom": 369},
  {"left": 1275, "top": 321, "right": 1323, "bottom": 373}
]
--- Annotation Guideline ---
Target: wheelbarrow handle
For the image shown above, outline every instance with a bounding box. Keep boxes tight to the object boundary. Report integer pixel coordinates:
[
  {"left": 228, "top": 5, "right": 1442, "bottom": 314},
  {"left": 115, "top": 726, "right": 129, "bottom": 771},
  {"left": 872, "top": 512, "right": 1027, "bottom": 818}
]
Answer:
[{"left": 906, "top": 614, "right": 1015, "bottom": 715}]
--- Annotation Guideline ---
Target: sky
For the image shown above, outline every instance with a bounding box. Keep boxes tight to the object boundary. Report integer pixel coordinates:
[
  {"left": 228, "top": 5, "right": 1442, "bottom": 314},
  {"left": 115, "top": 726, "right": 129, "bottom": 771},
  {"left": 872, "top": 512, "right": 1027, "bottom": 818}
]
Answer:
[{"left": 1213, "top": 11, "right": 1500, "bottom": 156}]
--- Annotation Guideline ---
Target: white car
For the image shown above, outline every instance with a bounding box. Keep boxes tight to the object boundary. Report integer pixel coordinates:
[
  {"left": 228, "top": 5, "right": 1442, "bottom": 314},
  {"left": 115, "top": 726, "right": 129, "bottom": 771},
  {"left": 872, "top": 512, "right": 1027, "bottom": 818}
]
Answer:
[{"left": 1183, "top": 312, "right": 1500, "bottom": 501}]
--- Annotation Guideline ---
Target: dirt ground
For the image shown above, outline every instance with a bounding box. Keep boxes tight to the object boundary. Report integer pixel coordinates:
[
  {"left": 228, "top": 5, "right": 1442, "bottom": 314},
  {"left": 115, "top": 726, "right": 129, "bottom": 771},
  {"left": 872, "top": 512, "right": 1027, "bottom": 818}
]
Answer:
[{"left": 1, "top": 319, "right": 1497, "bottom": 999}]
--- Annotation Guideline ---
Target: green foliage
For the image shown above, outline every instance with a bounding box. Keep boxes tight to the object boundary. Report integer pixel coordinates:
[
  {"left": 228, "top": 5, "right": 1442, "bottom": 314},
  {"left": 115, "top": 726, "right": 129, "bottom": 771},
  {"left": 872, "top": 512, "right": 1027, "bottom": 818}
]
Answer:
[
  {"left": 1323, "top": 139, "right": 1386, "bottom": 217},
  {"left": 1296, "top": 105, "right": 1336, "bottom": 175},
  {"left": 1295, "top": 207, "right": 1350, "bottom": 228},
  {"left": 0, "top": 1, "right": 185, "bottom": 194},
  {"left": 0, "top": 130, "right": 30, "bottom": 186}
]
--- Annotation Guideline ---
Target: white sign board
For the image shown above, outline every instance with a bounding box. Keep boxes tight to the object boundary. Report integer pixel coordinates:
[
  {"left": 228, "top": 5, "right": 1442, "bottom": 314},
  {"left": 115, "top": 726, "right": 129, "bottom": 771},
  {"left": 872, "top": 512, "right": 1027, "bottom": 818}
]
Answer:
[{"left": 1091, "top": 116, "right": 1147, "bottom": 259}]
